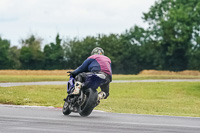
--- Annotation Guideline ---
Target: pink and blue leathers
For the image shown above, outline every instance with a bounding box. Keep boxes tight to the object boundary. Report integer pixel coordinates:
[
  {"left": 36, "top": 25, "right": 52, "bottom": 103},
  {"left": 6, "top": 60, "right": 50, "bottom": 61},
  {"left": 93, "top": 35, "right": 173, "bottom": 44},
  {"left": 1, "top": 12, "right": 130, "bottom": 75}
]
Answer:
[{"left": 72, "top": 54, "right": 112, "bottom": 77}]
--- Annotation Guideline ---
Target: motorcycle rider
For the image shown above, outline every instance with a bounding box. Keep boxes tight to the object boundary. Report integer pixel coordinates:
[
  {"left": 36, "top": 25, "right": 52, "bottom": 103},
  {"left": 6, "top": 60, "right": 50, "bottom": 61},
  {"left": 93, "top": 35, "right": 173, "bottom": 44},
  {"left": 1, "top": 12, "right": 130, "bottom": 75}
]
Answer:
[{"left": 68, "top": 47, "right": 112, "bottom": 100}]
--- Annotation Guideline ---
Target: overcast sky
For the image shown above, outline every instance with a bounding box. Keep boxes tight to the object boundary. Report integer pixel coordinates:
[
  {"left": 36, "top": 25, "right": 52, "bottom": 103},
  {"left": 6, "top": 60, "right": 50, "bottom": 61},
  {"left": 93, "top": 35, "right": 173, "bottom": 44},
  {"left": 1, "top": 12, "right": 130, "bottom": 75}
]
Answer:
[{"left": 0, "top": 0, "right": 157, "bottom": 46}]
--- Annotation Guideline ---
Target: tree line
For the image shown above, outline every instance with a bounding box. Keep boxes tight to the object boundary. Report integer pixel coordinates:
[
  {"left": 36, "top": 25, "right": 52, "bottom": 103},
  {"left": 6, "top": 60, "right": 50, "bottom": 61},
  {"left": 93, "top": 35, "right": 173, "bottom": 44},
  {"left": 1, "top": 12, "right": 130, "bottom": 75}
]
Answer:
[{"left": 0, "top": 0, "right": 200, "bottom": 74}]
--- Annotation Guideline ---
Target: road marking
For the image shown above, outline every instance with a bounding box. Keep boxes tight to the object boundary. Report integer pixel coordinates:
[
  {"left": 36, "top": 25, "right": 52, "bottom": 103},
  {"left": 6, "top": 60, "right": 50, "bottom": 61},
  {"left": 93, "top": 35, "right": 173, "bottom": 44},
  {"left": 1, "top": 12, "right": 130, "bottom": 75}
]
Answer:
[
  {"left": 0, "top": 79, "right": 200, "bottom": 87},
  {"left": 112, "top": 79, "right": 200, "bottom": 83}
]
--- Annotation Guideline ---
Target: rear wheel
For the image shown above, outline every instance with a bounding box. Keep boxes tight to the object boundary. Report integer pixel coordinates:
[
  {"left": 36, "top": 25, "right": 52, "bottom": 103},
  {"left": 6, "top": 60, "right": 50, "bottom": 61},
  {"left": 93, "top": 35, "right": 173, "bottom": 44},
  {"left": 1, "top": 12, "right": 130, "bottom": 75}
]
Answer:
[
  {"left": 78, "top": 88, "right": 98, "bottom": 117},
  {"left": 62, "top": 100, "right": 71, "bottom": 115}
]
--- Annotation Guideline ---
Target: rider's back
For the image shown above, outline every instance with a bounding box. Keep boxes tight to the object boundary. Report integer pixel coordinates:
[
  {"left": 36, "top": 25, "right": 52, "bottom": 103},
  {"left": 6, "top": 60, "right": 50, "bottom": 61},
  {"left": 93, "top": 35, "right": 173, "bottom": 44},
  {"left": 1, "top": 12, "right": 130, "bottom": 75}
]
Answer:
[{"left": 88, "top": 54, "right": 112, "bottom": 76}]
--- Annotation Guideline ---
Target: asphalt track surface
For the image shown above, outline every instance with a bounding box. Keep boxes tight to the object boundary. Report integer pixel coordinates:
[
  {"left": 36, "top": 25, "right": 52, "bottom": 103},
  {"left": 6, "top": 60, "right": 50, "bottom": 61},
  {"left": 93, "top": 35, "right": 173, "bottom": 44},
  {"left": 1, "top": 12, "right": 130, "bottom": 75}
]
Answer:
[
  {"left": 0, "top": 104, "right": 200, "bottom": 133},
  {"left": 0, "top": 79, "right": 200, "bottom": 87}
]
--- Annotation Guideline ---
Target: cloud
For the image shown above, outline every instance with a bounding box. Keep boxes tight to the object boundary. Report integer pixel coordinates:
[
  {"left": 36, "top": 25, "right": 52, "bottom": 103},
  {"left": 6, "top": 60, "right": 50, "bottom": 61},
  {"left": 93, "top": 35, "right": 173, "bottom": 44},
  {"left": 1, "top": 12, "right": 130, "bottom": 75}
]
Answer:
[{"left": 0, "top": 0, "right": 157, "bottom": 45}]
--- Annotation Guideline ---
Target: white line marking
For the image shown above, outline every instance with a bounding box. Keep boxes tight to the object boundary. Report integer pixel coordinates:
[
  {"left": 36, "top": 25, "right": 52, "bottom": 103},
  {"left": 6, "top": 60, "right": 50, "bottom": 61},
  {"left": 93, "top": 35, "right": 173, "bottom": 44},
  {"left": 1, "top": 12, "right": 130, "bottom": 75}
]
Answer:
[
  {"left": 0, "top": 79, "right": 200, "bottom": 87},
  {"left": 112, "top": 79, "right": 200, "bottom": 83}
]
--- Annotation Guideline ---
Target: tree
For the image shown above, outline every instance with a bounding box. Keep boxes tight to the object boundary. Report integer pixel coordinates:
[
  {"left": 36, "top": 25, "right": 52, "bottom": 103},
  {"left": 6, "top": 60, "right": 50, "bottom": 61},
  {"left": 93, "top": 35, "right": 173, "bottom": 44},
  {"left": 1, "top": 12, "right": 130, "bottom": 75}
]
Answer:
[
  {"left": 44, "top": 34, "right": 65, "bottom": 69},
  {"left": 0, "top": 37, "right": 12, "bottom": 69},
  {"left": 143, "top": 0, "right": 200, "bottom": 71},
  {"left": 63, "top": 36, "right": 97, "bottom": 69},
  {"left": 188, "top": 46, "right": 200, "bottom": 70},
  {"left": 20, "top": 35, "right": 44, "bottom": 69},
  {"left": 8, "top": 46, "right": 21, "bottom": 69},
  {"left": 119, "top": 26, "right": 160, "bottom": 74}
]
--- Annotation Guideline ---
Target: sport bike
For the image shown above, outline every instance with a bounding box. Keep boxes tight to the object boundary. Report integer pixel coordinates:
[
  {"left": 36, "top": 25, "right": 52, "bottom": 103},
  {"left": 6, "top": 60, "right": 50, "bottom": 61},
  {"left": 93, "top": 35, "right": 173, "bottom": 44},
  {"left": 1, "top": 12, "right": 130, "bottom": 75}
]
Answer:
[{"left": 62, "top": 73, "right": 106, "bottom": 117}]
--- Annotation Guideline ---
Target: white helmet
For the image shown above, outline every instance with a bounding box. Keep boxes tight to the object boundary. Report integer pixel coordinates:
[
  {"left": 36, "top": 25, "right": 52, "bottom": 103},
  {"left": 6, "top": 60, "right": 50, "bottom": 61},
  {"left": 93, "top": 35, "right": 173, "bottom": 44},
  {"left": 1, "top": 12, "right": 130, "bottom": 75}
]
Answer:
[{"left": 91, "top": 47, "right": 104, "bottom": 55}]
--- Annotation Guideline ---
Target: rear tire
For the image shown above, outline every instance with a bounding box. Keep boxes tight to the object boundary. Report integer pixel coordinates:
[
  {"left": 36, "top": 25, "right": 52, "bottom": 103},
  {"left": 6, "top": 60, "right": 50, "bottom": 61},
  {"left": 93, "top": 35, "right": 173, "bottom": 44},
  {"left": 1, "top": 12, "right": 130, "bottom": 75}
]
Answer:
[
  {"left": 78, "top": 88, "right": 98, "bottom": 117},
  {"left": 62, "top": 101, "right": 71, "bottom": 115}
]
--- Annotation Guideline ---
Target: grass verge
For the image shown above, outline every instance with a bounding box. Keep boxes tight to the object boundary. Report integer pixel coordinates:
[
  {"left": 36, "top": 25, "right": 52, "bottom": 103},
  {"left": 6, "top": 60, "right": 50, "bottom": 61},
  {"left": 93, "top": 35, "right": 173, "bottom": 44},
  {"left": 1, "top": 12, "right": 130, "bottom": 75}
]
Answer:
[
  {"left": 0, "top": 75, "right": 67, "bottom": 82},
  {"left": 0, "top": 82, "right": 200, "bottom": 117}
]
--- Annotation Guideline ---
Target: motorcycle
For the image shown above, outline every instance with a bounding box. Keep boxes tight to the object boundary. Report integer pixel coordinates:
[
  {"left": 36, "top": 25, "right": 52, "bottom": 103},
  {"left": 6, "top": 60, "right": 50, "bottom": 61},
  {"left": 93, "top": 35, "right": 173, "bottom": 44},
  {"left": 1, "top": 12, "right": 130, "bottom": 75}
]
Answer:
[{"left": 62, "top": 73, "right": 106, "bottom": 117}]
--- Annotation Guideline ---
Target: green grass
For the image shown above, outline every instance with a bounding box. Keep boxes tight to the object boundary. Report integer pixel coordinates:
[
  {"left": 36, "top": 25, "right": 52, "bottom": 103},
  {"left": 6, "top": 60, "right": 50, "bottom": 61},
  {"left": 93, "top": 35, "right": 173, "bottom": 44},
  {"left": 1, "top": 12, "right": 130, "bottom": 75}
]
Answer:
[
  {"left": 97, "top": 82, "right": 200, "bottom": 117},
  {"left": 0, "top": 85, "right": 65, "bottom": 107},
  {"left": 0, "top": 75, "right": 200, "bottom": 82},
  {"left": 0, "top": 75, "right": 67, "bottom": 82},
  {"left": 0, "top": 82, "right": 200, "bottom": 117}
]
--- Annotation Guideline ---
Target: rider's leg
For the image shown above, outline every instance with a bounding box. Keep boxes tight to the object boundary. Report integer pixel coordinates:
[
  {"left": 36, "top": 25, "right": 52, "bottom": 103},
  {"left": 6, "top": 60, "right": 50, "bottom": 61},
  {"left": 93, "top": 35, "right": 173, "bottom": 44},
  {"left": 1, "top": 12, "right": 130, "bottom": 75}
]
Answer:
[
  {"left": 75, "top": 72, "right": 87, "bottom": 82},
  {"left": 99, "top": 83, "right": 109, "bottom": 99},
  {"left": 72, "top": 72, "right": 94, "bottom": 94},
  {"left": 72, "top": 73, "right": 87, "bottom": 94},
  {"left": 98, "top": 73, "right": 111, "bottom": 99}
]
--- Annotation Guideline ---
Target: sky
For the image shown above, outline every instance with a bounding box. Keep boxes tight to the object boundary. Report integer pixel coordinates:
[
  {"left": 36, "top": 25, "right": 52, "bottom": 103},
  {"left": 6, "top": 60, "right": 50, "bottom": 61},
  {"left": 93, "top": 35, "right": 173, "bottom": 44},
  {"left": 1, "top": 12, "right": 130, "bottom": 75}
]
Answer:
[{"left": 0, "top": 0, "right": 157, "bottom": 46}]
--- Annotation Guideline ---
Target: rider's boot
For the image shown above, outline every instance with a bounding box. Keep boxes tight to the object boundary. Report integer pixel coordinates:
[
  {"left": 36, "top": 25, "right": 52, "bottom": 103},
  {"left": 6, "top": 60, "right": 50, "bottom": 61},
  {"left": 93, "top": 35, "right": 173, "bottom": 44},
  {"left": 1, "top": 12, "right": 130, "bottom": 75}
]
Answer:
[
  {"left": 72, "top": 81, "right": 82, "bottom": 94},
  {"left": 95, "top": 91, "right": 106, "bottom": 106},
  {"left": 98, "top": 91, "right": 106, "bottom": 100}
]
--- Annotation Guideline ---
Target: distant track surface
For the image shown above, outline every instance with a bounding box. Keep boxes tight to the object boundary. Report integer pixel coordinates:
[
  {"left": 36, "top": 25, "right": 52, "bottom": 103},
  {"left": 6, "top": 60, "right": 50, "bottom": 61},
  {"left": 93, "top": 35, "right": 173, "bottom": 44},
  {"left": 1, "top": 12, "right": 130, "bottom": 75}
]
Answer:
[
  {"left": 0, "top": 104, "right": 199, "bottom": 133},
  {"left": 0, "top": 79, "right": 200, "bottom": 87}
]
